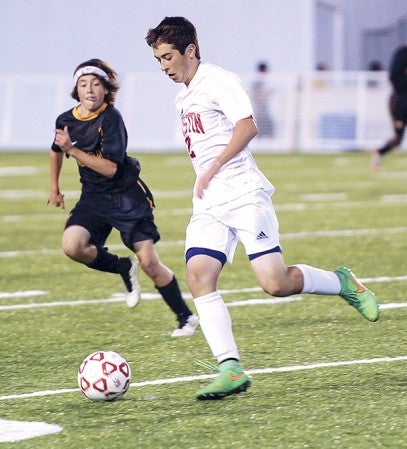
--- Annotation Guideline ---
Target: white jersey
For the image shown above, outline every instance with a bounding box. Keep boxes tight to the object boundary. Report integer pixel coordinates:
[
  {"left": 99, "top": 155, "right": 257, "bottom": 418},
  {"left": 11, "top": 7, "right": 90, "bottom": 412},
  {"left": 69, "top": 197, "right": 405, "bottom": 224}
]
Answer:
[{"left": 175, "top": 63, "right": 275, "bottom": 210}]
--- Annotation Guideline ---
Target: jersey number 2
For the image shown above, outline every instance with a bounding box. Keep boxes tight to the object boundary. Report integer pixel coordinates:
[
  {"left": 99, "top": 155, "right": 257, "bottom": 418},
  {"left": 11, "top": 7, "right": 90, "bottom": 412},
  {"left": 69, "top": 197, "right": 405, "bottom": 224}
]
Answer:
[{"left": 185, "top": 136, "right": 196, "bottom": 159}]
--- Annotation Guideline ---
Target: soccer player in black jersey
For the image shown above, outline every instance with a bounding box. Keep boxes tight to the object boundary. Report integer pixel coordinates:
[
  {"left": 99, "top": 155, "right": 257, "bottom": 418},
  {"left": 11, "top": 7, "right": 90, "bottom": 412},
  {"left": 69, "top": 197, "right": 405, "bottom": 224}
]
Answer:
[
  {"left": 372, "top": 43, "right": 407, "bottom": 171},
  {"left": 47, "top": 58, "right": 198, "bottom": 337}
]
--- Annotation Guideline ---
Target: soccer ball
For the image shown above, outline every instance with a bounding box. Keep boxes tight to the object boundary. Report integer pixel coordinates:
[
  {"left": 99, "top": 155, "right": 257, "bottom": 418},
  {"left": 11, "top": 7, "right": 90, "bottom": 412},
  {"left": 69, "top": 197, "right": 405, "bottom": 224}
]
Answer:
[{"left": 78, "top": 350, "right": 131, "bottom": 402}]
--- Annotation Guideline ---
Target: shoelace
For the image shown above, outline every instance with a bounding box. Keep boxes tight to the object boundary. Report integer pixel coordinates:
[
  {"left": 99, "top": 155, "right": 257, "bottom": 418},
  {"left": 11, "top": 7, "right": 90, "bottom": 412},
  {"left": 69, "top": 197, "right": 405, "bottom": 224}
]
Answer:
[{"left": 195, "top": 359, "right": 220, "bottom": 373}]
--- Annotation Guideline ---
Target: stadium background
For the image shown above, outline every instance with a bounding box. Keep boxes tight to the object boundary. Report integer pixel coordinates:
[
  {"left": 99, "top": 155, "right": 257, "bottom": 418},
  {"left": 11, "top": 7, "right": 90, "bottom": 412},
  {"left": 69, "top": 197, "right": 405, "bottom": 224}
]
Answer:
[
  {"left": 1, "top": 0, "right": 407, "bottom": 152},
  {"left": 0, "top": 1, "right": 406, "bottom": 445}
]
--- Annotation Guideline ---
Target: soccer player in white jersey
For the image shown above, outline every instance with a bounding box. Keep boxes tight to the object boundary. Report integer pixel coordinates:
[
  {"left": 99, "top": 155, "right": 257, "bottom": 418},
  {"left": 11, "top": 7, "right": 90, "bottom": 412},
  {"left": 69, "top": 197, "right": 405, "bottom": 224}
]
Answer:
[{"left": 146, "top": 17, "right": 380, "bottom": 400}]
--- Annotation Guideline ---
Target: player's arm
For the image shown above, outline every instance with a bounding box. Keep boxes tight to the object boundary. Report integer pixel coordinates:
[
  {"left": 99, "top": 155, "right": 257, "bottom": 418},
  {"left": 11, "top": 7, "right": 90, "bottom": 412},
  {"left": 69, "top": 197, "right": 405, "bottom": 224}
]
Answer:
[
  {"left": 55, "top": 126, "right": 118, "bottom": 178},
  {"left": 194, "top": 117, "right": 258, "bottom": 198},
  {"left": 67, "top": 146, "right": 118, "bottom": 178},
  {"left": 47, "top": 149, "right": 65, "bottom": 210}
]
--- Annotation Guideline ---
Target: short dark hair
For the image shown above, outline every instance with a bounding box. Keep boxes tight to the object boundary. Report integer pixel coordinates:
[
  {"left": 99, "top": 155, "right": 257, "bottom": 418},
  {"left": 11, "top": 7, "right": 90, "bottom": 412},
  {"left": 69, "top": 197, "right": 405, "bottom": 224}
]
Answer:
[
  {"left": 145, "top": 16, "right": 201, "bottom": 59},
  {"left": 70, "top": 58, "right": 119, "bottom": 105}
]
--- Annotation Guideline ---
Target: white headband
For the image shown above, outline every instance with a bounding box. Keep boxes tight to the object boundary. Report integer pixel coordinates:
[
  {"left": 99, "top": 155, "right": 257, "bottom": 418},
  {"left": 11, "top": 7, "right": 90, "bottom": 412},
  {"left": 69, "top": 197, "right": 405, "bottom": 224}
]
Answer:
[{"left": 73, "top": 66, "right": 109, "bottom": 83}]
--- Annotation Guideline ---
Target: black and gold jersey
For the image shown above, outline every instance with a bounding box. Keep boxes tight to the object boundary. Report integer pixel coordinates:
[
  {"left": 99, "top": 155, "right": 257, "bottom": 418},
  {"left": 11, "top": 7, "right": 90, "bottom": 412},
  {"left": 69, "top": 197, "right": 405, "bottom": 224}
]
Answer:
[{"left": 51, "top": 103, "right": 136, "bottom": 193}]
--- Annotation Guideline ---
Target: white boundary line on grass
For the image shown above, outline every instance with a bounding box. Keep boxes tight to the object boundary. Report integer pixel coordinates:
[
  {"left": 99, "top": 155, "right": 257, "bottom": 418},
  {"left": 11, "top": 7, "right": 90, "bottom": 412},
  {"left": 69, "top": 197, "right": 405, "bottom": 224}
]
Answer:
[
  {"left": 1, "top": 226, "right": 407, "bottom": 258},
  {"left": 0, "top": 355, "right": 405, "bottom": 402},
  {"left": 0, "top": 290, "right": 48, "bottom": 299},
  {"left": 1, "top": 292, "right": 407, "bottom": 312},
  {"left": 0, "top": 419, "right": 62, "bottom": 443},
  {"left": 1, "top": 273, "right": 407, "bottom": 311},
  {"left": 0, "top": 294, "right": 304, "bottom": 311}
]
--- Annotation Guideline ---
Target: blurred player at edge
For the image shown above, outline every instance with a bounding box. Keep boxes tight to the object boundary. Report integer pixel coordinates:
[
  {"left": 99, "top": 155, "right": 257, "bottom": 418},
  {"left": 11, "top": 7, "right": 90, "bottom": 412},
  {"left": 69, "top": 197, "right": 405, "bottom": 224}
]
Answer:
[
  {"left": 47, "top": 58, "right": 198, "bottom": 337},
  {"left": 372, "top": 43, "right": 407, "bottom": 171},
  {"left": 146, "top": 17, "right": 379, "bottom": 399}
]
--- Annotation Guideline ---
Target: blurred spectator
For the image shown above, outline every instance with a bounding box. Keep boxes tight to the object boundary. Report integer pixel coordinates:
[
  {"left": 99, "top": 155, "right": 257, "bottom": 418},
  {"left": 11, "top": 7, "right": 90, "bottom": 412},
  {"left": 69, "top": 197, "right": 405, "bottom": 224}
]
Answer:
[
  {"left": 313, "top": 62, "right": 330, "bottom": 89},
  {"left": 316, "top": 62, "right": 329, "bottom": 71},
  {"left": 367, "top": 60, "right": 384, "bottom": 88},
  {"left": 251, "top": 61, "right": 274, "bottom": 138},
  {"left": 368, "top": 60, "right": 384, "bottom": 71}
]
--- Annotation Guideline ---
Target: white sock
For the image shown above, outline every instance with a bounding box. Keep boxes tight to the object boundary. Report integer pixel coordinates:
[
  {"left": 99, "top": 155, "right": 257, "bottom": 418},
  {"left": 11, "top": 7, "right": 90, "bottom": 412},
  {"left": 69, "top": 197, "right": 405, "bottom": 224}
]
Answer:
[
  {"left": 294, "top": 264, "right": 341, "bottom": 295},
  {"left": 193, "top": 291, "right": 240, "bottom": 363}
]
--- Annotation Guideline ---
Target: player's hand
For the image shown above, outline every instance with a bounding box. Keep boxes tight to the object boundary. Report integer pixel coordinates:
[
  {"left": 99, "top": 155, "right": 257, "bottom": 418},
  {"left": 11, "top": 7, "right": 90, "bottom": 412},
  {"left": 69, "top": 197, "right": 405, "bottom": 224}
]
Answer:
[
  {"left": 194, "top": 165, "right": 219, "bottom": 198},
  {"left": 194, "top": 171, "right": 214, "bottom": 198},
  {"left": 193, "top": 174, "right": 209, "bottom": 198},
  {"left": 47, "top": 191, "right": 65, "bottom": 210},
  {"left": 54, "top": 126, "right": 74, "bottom": 154}
]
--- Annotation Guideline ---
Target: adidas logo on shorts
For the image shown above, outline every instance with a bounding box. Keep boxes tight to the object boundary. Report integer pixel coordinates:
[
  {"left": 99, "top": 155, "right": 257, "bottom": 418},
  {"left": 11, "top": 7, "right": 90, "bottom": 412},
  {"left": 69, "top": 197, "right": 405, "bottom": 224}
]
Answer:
[{"left": 256, "top": 231, "right": 269, "bottom": 240}]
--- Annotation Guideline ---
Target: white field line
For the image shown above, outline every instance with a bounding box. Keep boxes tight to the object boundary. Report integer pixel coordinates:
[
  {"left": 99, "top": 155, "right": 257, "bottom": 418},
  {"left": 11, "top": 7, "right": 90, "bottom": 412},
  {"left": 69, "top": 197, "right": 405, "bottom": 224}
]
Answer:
[
  {"left": 1, "top": 214, "right": 64, "bottom": 223},
  {"left": 0, "top": 290, "right": 48, "bottom": 299},
  {"left": 2, "top": 195, "right": 407, "bottom": 220},
  {"left": 0, "top": 190, "right": 80, "bottom": 200},
  {"left": 2, "top": 186, "right": 407, "bottom": 203},
  {"left": 0, "top": 248, "right": 63, "bottom": 258},
  {"left": 0, "top": 189, "right": 190, "bottom": 201},
  {"left": 0, "top": 297, "right": 405, "bottom": 312},
  {"left": 0, "top": 355, "right": 405, "bottom": 402},
  {"left": 0, "top": 295, "right": 304, "bottom": 311},
  {"left": 280, "top": 226, "right": 407, "bottom": 239},
  {"left": 0, "top": 419, "right": 63, "bottom": 442},
  {"left": 380, "top": 302, "right": 407, "bottom": 310},
  {"left": 1, "top": 192, "right": 407, "bottom": 222},
  {"left": 1, "top": 226, "right": 407, "bottom": 258},
  {"left": 171, "top": 199, "right": 407, "bottom": 214},
  {"left": 1, "top": 275, "right": 406, "bottom": 311},
  {"left": 0, "top": 167, "right": 39, "bottom": 176}
]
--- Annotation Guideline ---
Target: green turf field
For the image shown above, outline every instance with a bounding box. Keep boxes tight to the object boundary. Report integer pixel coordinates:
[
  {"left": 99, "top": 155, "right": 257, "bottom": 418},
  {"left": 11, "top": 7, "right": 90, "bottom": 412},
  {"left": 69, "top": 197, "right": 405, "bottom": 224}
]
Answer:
[{"left": 0, "top": 150, "right": 406, "bottom": 448}]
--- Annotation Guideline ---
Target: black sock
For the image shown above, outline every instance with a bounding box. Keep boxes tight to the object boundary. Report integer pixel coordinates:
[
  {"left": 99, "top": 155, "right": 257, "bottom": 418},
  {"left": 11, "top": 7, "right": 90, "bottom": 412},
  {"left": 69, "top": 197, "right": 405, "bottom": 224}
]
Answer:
[
  {"left": 87, "top": 246, "right": 122, "bottom": 273},
  {"left": 220, "top": 358, "right": 239, "bottom": 364},
  {"left": 156, "top": 276, "right": 192, "bottom": 324}
]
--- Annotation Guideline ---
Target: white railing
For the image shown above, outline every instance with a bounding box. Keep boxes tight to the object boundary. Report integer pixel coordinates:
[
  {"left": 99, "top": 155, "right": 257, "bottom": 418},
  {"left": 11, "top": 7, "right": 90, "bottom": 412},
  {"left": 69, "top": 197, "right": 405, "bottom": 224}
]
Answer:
[
  {"left": 296, "top": 71, "right": 395, "bottom": 152},
  {"left": 0, "top": 71, "right": 400, "bottom": 153}
]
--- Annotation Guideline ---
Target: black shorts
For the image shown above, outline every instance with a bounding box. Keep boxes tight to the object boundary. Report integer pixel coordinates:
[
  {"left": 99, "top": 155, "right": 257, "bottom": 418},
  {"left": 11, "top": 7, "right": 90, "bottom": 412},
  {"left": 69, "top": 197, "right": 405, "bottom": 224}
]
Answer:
[{"left": 65, "top": 179, "right": 160, "bottom": 250}]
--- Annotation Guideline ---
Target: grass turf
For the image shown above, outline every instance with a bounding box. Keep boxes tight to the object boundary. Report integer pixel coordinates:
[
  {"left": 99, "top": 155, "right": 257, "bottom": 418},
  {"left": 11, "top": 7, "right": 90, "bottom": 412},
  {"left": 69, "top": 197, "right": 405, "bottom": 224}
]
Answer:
[{"left": 0, "top": 150, "right": 406, "bottom": 448}]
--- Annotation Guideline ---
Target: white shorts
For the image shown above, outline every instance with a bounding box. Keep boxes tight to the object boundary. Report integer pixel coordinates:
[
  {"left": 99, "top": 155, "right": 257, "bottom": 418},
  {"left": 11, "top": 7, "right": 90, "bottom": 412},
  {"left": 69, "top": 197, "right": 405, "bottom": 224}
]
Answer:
[{"left": 185, "top": 189, "right": 281, "bottom": 264}]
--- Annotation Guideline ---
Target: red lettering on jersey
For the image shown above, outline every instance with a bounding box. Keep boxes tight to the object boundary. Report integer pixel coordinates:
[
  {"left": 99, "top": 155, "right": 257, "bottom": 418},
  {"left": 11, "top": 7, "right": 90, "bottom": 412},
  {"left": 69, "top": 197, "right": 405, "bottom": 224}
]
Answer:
[
  {"left": 181, "top": 112, "right": 203, "bottom": 158},
  {"left": 181, "top": 112, "right": 205, "bottom": 135}
]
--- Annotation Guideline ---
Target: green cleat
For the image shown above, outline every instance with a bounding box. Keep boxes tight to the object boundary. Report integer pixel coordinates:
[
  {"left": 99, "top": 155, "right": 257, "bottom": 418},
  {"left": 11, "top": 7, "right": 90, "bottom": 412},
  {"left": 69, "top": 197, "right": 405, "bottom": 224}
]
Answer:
[
  {"left": 335, "top": 267, "right": 379, "bottom": 322},
  {"left": 195, "top": 359, "right": 252, "bottom": 400}
]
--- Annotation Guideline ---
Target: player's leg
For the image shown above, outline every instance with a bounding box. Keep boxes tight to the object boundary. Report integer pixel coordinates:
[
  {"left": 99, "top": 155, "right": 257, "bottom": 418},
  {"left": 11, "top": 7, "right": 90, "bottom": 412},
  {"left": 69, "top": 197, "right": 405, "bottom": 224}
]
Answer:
[
  {"left": 122, "top": 236, "right": 196, "bottom": 331},
  {"left": 62, "top": 224, "right": 97, "bottom": 264},
  {"left": 119, "top": 177, "right": 159, "bottom": 308},
  {"left": 250, "top": 252, "right": 379, "bottom": 321},
  {"left": 250, "top": 252, "right": 340, "bottom": 297},
  {"left": 62, "top": 204, "right": 114, "bottom": 267},
  {"left": 62, "top": 200, "right": 138, "bottom": 302},
  {"left": 186, "top": 215, "right": 251, "bottom": 399},
  {"left": 116, "top": 182, "right": 197, "bottom": 330},
  {"left": 133, "top": 239, "right": 198, "bottom": 336},
  {"left": 372, "top": 92, "right": 405, "bottom": 170},
  {"left": 372, "top": 124, "right": 404, "bottom": 169},
  {"left": 187, "top": 252, "right": 251, "bottom": 400},
  {"left": 237, "top": 190, "right": 379, "bottom": 321}
]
